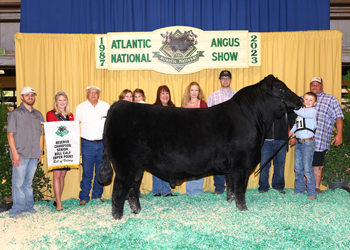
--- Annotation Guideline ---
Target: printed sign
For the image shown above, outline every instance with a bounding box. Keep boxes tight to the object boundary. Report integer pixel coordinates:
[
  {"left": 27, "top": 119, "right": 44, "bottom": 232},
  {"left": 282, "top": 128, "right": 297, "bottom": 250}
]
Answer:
[
  {"left": 44, "top": 121, "right": 80, "bottom": 171},
  {"left": 95, "top": 26, "right": 260, "bottom": 74}
]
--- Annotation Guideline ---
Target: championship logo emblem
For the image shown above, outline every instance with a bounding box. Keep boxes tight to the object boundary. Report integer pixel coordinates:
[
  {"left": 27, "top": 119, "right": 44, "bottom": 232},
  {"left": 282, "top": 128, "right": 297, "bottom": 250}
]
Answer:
[
  {"left": 153, "top": 29, "right": 204, "bottom": 72},
  {"left": 55, "top": 125, "right": 69, "bottom": 137}
]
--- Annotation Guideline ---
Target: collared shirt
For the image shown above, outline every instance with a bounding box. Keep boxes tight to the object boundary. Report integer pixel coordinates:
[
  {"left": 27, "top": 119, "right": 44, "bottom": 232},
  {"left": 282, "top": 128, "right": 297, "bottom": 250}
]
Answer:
[
  {"left": 314, "top": 91, "right": 344, "bottom": 152},
  {"left": 207, "top": 88, "right": 236, "bottom": 107},
  {"left": 7, "top": 103, "right": 44, "bottom": 159},
  {"left": 291, "top": 107, "right": 317, "bottom": 140},
  {"left": 75, "top": 100, "right": 110, "bottom": 140}
]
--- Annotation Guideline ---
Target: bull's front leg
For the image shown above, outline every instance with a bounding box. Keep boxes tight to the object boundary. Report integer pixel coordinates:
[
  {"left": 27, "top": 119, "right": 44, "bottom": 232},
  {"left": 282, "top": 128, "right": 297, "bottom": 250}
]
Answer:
[
  {"left": 225, "top": 173, "right": 235, "bottom": 203},
  {"left": 232, "top": 170, "right": 249, "bottom": 211}
]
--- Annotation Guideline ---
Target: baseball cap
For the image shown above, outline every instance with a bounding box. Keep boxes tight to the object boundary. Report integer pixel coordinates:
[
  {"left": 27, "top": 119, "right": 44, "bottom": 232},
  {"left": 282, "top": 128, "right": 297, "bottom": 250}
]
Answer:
[
  {"left": 219, "top": 70, "right": 232, "bottom": 79},
  {"left": 21, "top": 86, "right": 36, "bottom": 95},
  {"left": 310, "top": 76, "right": 323, "bottom": 85},
  {"left": 86, "top": 86, "right": 101, "bottom": 93}
]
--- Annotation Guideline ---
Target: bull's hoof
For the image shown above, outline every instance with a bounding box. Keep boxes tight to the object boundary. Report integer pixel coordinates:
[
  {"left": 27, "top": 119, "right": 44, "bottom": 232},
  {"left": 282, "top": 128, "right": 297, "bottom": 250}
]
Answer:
[
  {"left": 112, "top": 207, "right": 124, "bottom": 220},
  {"left": 129, "top": 202, "right": 142, "bottom": 214},
  {"left": 226, "top": 195, "right": 235, "bottom": 203},
  {"left": 236, "top": 204, "right": 248, "bottom": 211},
  {"left": 131, "top": 207, "right": 141, "bottom": 215},
  {"left": 112, "top": 213, "right": 123, "bottom": 220}
]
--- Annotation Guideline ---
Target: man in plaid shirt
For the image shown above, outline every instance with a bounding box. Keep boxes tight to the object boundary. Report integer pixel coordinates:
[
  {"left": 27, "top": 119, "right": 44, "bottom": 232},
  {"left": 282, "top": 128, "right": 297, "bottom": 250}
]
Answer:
[
  {"left": 310, "top": 76, "right": 344, "bottom": 194},
  {"left": 207, "top": 70, "right": 237, "bottom": 194}
]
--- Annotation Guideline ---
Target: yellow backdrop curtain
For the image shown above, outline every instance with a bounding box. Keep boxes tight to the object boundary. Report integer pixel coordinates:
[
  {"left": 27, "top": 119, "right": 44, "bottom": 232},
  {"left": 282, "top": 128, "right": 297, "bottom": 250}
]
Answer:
[{"left": 14, "top": 30, "right": 342, "bottom": 200}]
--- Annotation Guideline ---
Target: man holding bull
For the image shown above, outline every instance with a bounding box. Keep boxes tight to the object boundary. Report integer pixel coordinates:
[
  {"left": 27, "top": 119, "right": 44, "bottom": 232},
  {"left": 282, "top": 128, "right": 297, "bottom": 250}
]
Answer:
[{"left": 207, "top": 70, "right": 237, "bottom": 194}]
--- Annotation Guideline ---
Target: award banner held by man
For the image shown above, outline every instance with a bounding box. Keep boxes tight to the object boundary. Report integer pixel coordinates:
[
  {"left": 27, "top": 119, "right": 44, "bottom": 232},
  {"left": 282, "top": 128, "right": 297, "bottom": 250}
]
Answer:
[{"left": 44, "top": 121, "right": 80, "bottom": 171}]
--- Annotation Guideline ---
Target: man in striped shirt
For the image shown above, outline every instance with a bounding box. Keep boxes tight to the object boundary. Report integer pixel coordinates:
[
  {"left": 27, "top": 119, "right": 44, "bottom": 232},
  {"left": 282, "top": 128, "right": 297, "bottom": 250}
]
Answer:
[
  {"left": 310, "top": 76, "right": 344, "bottom": 194},
  {"left": 207, "top": 70, "right": 237, "bottom": 194}
]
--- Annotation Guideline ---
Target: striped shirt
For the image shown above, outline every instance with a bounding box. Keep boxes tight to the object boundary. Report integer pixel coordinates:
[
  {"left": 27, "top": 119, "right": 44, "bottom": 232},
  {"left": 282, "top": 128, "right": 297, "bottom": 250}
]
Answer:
[
  {"left": 207, "top": 88, "right": 236, "bottom": 107},
  {"left": 314, "top": 91, "right": 344, "bottom": 152}
]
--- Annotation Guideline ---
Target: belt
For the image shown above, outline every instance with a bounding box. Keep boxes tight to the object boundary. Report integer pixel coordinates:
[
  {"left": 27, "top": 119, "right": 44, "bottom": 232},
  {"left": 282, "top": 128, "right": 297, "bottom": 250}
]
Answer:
[
  {"left": 81, "top": 137, "right": 103, "bottom": 143},
  {"left": 297, "top": 137, "right": 314, "bottom": 144}
]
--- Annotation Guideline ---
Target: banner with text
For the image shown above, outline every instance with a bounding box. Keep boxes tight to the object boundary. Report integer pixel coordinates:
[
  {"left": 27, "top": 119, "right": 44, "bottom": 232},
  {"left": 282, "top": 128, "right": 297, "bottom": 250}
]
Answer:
[
  {"left": 44, "top": 121, "right": 80, "bottom": 171},
  {"left": 96, "top": 26, "right": 260, "bottom": 74}
]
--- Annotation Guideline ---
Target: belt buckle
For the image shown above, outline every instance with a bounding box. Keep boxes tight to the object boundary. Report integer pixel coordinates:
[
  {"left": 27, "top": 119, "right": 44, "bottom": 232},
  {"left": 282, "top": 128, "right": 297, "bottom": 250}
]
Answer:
[{"left": 297, "top": 138, "right": 302, "bottom": 144}]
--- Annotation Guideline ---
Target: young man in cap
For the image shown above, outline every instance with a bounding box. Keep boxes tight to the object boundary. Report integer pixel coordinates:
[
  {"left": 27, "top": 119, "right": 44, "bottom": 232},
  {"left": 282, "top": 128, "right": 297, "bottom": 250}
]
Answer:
[
  {"left": 310, "top": 76, "right": 344, "bottom": 193},
  {"left": 7, "top": 86, "right": 45, "bottom": 219},
  {"left": 75, "top": 86, "right": 110, "bottom": 205},
  {"left": 207, "top": 70, "right": 237, "bottom": 194}
]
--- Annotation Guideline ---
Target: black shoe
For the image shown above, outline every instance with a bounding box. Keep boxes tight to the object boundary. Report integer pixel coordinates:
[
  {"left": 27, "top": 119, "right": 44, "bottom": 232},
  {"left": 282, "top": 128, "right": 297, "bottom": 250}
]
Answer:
[
  {"left": 165, "top": 193, "right": 177, "bottom": 197},
  {"left": 154, "top": 193, "right": 161, "bottom": 197},
  {"left": 278, "top": 190, "right": 286, "bottom": 194},
  {"left": 53, "top": 201, "right": 57, "bottom": 207},
  {"left": 259, "top": 190, "right": 268, "bottom": 193}
]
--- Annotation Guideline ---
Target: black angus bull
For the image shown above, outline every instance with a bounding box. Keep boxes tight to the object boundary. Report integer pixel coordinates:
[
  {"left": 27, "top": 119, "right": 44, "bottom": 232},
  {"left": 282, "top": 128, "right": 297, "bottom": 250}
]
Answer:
[{"left": 98, "top": 75, "right": 303, "bottom": 220}]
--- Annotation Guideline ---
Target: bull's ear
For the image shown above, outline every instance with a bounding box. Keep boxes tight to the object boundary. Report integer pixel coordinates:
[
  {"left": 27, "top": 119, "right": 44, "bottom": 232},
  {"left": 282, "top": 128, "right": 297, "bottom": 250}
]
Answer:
[{"left": 261, "top": 74, "right": 275, "bottom": 91}]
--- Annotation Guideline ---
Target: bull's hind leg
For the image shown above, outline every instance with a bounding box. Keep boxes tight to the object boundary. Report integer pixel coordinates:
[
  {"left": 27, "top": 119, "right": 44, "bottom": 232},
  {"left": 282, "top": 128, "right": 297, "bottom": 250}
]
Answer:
[
  {"left": 111, "top": 174, "right": 139, "bottom": 220},
  {"left": 225, "top": 173, "right": 235, "bottom": 203},
  {"left": 111, "top": 177, "right": 130, "bottom": 219},
  {"left": 127, "top": 170, "right": 144, "bottom": 215}
]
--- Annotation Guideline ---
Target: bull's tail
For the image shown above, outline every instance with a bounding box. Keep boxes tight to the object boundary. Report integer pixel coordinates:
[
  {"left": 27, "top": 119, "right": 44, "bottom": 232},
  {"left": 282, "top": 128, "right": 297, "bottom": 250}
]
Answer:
[{"left": 98, "top": 132, "right": 113, "bottom": 184}]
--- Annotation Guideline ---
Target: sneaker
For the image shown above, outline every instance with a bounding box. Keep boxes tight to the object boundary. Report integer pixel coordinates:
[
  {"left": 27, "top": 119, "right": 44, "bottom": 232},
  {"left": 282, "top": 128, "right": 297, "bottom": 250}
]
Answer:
[
  {"left": 213, "top": 191, "right": 223, "bottom": 195},
  {"left": 277, "top": 190, "right": 286, "bottom": 194},
  {"left": 259, "top": 190, "right": 268, "bottom": 193},
  {"left": 308, "top": 197, "right": 316, "bottom": 200},
  {"left": 79, "top": 200, "right": 87, "bottom": 206},
  {"left": 315, "top": 188, "right": 323, "bottom": 194},
  {"left": 13, "top": 214, "right": 24, "bottom": 219}
]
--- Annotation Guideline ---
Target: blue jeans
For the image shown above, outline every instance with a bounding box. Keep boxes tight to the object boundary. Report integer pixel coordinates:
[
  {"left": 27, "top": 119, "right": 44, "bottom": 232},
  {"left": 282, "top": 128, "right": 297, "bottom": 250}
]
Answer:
[
  {"left": 152, "top": 175, "right": 171, "bottom": 196},
  {"left": 9, "top": 158, "right": 38, "bottom": 218},
  {"left": 213, "top": 174, "right": 225, "bottom": 194},
  {"left": 259, "top": 140, "right": 287, "bottom": 192},
  {"left": 79, "top": 139, "right": 104, "bottom": 202},
  {"left": 186, "top": 177, "right": 204, "bottom": 195},
  {"left": 294, "top": 140, "right": 317, "bottom": 198}
]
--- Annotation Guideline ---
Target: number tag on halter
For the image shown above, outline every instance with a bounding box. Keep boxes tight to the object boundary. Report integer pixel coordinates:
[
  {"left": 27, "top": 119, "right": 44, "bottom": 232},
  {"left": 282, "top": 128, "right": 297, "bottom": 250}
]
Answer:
[{"left": 296, "top": 116, "right": 305, "bottom": 129}]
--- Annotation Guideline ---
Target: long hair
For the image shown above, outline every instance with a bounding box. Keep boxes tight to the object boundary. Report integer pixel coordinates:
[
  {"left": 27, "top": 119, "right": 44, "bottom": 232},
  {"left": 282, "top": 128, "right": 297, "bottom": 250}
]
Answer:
[
  {"left": 154, "top": 85, "right": 175, "bottom": 107},
  {"left": 119, "top": 89, "right": 133, "bottom": 100},
  {"left": 181, "top": 82, "right": 205, "bottom": 107},
  {"left": 133, "top": 88, "right": 146, "bottom": 102},
  {"left": 53, "top": 90, "right": 70, "bottom": 115}
]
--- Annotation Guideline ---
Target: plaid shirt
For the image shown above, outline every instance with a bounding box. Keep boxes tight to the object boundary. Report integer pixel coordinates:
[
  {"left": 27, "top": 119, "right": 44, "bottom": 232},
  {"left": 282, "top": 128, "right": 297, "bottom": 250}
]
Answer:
[
  {"left": 314, "top": 91, "right": 344, "bottom": 152},
  {"left": 207, "top": 88, "right": 236, "bottom": 107}
]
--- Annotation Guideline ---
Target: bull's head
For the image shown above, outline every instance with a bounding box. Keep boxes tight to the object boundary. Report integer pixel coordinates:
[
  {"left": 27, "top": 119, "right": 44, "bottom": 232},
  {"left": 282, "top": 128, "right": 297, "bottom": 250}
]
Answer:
[{"left": 263, "top": 75, "right": 303, "bottom": 113}]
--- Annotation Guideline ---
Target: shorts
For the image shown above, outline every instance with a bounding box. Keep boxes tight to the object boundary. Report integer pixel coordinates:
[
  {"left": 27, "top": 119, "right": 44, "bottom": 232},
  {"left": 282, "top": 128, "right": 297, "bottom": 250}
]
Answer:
[{"left": 312, "top": 150, "right": 327, "bottom": 167}]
